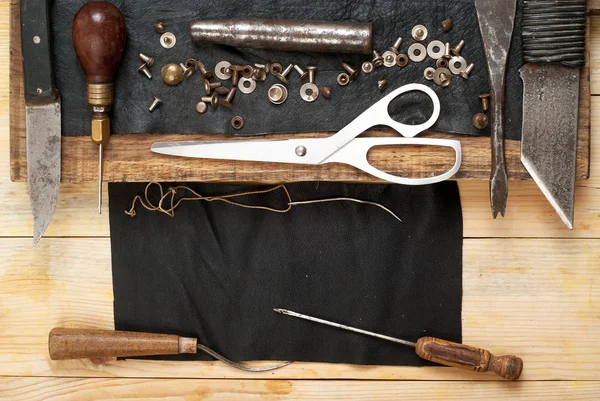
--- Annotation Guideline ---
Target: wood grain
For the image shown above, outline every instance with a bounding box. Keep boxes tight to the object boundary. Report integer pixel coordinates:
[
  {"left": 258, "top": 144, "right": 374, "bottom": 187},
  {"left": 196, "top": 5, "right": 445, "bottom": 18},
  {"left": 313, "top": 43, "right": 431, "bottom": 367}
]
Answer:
[
  {"left": 1, "top": 238, "right": 598, "bottom": 381},
  {"left": 1, "top": 378, "right": 599, "bottom": 401},
  {"left": 7, "top": 1, "right": 592, "bottom": 183}
]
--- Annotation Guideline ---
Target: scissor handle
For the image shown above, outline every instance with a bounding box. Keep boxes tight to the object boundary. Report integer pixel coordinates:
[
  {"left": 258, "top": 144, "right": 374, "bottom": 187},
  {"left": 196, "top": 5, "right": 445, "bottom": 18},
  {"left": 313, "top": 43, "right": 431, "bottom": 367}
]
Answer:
[{"left": 325, "top": 137, "right": 462, "bottom": 186}]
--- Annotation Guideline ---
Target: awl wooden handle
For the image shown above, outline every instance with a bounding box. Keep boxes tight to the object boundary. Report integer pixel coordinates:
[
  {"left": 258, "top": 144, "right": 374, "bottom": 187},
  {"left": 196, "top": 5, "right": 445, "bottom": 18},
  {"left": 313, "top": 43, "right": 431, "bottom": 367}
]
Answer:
[
  {"left": 415, "top": 337, "right": 523, "bottom": 380},
  {"left": 48, "top": 328, "right": 198, "bottom": 360}
]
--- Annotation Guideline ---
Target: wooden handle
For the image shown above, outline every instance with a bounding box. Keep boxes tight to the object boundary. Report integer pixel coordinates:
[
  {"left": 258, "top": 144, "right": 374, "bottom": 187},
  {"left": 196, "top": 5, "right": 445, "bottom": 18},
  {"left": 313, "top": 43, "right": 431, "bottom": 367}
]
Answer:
[
  {"left": 48, "top": 328, "right": 197, "bottom": 360},
  {"left": 72, "top": 2, "right": 126, "bottom": 85},
  {"left": 415, "top": 337, "right": 523, "bottom": 380}
]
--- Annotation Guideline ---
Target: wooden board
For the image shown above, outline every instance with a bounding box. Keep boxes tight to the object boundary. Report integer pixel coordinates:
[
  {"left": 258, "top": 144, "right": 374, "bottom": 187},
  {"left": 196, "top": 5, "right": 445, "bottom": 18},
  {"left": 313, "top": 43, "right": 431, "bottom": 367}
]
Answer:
[
  {"left": 1, "top": 378, "right": 598, "bottom": 401},
  {"left": 1, "top": 237, "right": 599, "bottom": 381},
  {"left": 8, "top": 0, "right": 592, "bottom": 183}
]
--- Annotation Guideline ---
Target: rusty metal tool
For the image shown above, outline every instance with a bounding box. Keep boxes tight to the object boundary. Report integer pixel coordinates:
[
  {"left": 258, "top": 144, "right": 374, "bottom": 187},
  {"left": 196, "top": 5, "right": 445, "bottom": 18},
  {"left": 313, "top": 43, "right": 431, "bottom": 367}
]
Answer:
[
  {"left": 48, "top": 328, "right": 291, "bottom": 372},
  {"left": 475, "top": 0, "right": 517, "bottom": 218},
  {"left": 191, "top": 19, "right": 372, "bottom": 54},
  {"left": 520, "top": 0, "right": 587, "bottom": 229},
  {"left": 274, "top": 308, "right": 523, "bottom": 380},
  {"left": 20, "top": 0, "right": 61, "bottom": 244},
  {"left": 72, "top": 2, "right": 126, "bottom": 214}
]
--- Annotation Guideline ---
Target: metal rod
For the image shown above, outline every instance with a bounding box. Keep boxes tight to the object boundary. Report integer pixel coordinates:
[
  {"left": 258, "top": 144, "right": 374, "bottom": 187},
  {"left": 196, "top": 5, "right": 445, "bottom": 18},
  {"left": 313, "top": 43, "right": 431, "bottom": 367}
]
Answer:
[
  {"left": 98, "top": 144, "right": 103, "bottom": 215},
  {"left": 191, "top": 19, "right": 372, "bottom": 54},
  {"left": 273, "top": 308, "right": 416, "bottom": 348}
]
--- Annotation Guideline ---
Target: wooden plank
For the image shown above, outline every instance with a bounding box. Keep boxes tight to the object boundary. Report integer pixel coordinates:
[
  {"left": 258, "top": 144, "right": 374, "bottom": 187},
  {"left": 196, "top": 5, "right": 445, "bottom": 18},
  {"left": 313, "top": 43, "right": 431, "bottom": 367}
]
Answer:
[
  {"left": 8, "top": 0, "right": 591, "bottom": 183},
  {"left": 1, "top": 378, "right": 598, "bottom": 401},
  {"left": 1, "top": 238, "right": 598, "bottom": 380}
]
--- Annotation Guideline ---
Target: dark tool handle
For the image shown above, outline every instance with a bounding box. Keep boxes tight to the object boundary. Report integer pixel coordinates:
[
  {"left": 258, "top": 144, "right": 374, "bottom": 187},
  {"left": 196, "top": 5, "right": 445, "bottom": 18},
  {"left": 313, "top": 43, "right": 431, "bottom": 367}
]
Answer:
[
  {"left": 20, "top": 0, "right": 58, "bottom": 104},
  {"left": 72, "top": 2, "right": 126, "bottom": 84},
  {"left": 48, "top": 328, "right": 198, "bottom": 360},
  {"left": 415, "top": 337, "right": 523, "bottom": 380}
]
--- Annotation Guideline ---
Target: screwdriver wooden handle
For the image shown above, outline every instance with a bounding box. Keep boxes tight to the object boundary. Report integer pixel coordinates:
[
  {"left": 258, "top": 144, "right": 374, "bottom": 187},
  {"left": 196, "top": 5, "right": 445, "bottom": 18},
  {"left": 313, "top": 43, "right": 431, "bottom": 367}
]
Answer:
[
  {"left": 48, "top": 328, "right": 198, "bottom": 360},
  {"left": 415, "top": 337, "right": 523, "bottom": 380}
]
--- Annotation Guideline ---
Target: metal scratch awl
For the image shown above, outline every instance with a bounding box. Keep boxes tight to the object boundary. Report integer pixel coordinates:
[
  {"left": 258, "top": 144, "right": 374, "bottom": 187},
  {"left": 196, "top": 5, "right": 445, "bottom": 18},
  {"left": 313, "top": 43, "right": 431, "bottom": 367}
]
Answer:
[
  {"left": 20, "top": 0, "right": 62, "bottom": 244},
  {"left": 520, "top": 0, "right": 587, "bottom": 229},
  {"left": 475, "top": 0, "right": 517, "bottom": 219}
]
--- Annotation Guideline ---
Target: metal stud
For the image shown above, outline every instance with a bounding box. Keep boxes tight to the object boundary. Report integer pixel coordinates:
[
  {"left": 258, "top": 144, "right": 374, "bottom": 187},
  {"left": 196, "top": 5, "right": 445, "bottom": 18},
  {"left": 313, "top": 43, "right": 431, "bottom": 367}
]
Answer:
[{"left": 148, "top": 96, "right": 161, "bottom": 112}]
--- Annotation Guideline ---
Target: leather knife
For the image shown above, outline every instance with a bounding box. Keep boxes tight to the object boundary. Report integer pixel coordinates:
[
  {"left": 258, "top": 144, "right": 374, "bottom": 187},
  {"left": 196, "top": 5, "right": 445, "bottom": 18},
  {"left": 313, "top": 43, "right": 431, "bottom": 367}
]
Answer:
[{"left": 20, "top": 0, "right": 61, "bottom": 244}]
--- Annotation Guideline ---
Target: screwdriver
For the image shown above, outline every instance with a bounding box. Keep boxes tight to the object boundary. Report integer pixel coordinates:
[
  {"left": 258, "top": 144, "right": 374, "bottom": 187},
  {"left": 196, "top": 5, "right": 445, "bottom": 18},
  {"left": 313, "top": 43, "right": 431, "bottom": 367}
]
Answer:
[
  {"left": 72, "top": 2, "right": 127, "bottom": 214},
  {"left": 274, "top": 308, "right": 523, "bottom": 380}
]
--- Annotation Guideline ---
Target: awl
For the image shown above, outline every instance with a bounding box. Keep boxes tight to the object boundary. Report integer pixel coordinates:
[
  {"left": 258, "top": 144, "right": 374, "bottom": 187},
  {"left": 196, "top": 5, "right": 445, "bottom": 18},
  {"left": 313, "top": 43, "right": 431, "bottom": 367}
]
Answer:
[
  {"left": 275, "top": 308, "right": 523, "bottom": 380},
  {"left": 20, "top": 0, "right": 61, "bottom": 244},
  {"left": 520, "top": 0, "right": 587, "bottom": 229},
  {"left": 475, "top": 0, "right": 517, "bottom": 219}
]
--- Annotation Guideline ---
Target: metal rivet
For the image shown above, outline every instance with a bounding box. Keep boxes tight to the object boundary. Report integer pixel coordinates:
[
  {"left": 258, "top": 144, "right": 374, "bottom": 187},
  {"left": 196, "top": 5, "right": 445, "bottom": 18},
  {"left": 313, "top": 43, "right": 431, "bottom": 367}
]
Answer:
[
  {"left": 160, "top": 32, "right": 176, "bottom": 49},
  {"left": 396, "top": 54, "right": 409, "bottom": 67},
  {"left": 451, "top": 39, "right": 465, "bottom": 56},
  {"left": 443, "top": 43, "right": 452, "bottom": 60},
  {"left": 377, "top": 80, "right": 388, "bottom": 91},
  {"left": 281, "top": 64, "right": 294, "bottom": 78},
  {"left": 337, "top": 72, "right": 350, "bottom": 86},
  {"left": 225, "top": 87, "right": 237, "bottom": 104},
  {"left": 295, "top": 146, "right": 307, "bottom": 157},
  {"left": 372, "top": 51, "right": 384, "bottom": 67},
  {"left": 424, "top": 67, "right": 435, "bottom": 81},
  {"left": 307, "top": 66, "right": 318, "bottom": 84},
  {"left": 362, "top": 61, "right": 374, "bottom": 73},
  {"left": 204, "top": 79, "right": 222, "bottom": 94},
  {"left": 479, "top": 94, "right": 490, "bottom": 112},
  {"left": 138, "top": 64, "right": 152, "bottom": 79},
  {"left": 179, "top": 63, "right": 194, "bottom": 79},
  {"left": 196, "top": 61, "right": 213, "bottom": 79},
  {"left": 268, "top": 84, "right": 288, "bottom": 105},
  {"left": 389, "top": 37, "right": 402, "bottom": 54},
  {"left": 473, "top": 112, "right": 489, "bottom": 129},
  {"left": 36, "top": 88, "right": 43, "bottom": 94},
  {"left": 154, "top": 22, "right": 166, "bottom": 34},
  {"left": 33, "top": 36, "right": 40, "bottom": 44},
  {"left": 196, "top": 102, "right": 208, "bottom": 114},
  {"left": 201, "top": 93, "right": 219, "bottom": 110},
  {"left": 342, "top": 62, "right": 360, "bottom": 80},
  {"left": 232, "top": 116, "right": 244, "bottom": 130},
  {"left": 270, "top": 63, "right": 283, "bottom": 75},
  {"left": 293, "top": 65, "right": 309, "bottom": 79},
  {"left": 411, "top": 25, "right": 428, "bottom": 41},
  {"left": 441, "top": 18, "right": 453, "bottom": 32},
  {"left": 139, "top": 53, "right": 155, "bottom": 67},
  {"left": 460, "top": 63, "right": 475, "bottom": 79},
  {"left": 161, "top": 63, "right": 184, "bottom": 86},
  {"left": 149, "top": 96, "right": 162, "bottom": 112},
  {"left": 321, "top": 87, "right": 332, "bottom": 99},
  {"left": 382, "top": 51, "right": 397, "bottom": 67}
]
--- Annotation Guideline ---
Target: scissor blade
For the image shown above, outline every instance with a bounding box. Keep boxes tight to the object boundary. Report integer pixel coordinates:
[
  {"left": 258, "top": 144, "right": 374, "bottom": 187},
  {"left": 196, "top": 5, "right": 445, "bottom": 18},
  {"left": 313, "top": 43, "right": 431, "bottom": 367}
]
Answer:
[
  {"left": 151, "top": 139, "right": 325, "bottom": 165},
  {"left": 26, "top": 101, "right": 61, "bottom": 245}
]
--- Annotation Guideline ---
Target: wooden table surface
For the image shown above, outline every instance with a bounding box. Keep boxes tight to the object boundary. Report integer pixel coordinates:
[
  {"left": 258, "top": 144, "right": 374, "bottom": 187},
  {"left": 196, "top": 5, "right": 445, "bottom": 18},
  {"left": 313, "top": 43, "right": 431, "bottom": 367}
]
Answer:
[{"left": 1, "top": 1, "right": 599, "bottom": 400}]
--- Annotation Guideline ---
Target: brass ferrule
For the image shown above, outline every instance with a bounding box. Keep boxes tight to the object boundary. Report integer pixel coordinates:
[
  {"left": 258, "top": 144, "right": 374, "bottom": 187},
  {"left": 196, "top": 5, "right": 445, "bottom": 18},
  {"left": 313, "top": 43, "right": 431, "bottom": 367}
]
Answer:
[{"left": 87, "top": 83, "right": 114, "bottom": 107}]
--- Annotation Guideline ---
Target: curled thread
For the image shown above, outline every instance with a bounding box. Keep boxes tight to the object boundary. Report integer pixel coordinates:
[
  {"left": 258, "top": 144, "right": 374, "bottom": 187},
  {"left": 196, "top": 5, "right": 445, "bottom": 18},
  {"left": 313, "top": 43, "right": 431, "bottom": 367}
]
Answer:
[{"left": 126, "top": 182, "right": 403, "bottom": 223}]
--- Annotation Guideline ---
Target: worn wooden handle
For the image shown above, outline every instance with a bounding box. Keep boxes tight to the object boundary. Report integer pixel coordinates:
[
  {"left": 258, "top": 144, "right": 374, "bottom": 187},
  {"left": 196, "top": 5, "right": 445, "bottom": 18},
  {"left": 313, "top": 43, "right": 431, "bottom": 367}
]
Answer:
[
  {"left": 415, "top": 337, "right": 523, "bottom": 380},
  {"left": 48, "top": 328, "right": 197, "bottom": 360}
]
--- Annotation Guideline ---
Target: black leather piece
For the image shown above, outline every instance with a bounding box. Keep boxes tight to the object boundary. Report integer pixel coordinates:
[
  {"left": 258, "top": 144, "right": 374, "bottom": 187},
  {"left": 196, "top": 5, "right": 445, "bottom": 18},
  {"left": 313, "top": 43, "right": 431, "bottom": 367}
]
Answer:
[
  {"left": 53, "top": 0, "right": 524, "bottom": 139},
  {"left": 109, "top": 181, "right": 463, "bottom": 365}
]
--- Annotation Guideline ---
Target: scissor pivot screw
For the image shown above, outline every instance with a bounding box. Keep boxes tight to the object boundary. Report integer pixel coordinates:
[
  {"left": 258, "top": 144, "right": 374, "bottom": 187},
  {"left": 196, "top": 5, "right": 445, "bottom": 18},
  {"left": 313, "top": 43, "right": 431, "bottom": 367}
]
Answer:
[{"left": 295, "top": 146, "right": 307, "bottom": 157}]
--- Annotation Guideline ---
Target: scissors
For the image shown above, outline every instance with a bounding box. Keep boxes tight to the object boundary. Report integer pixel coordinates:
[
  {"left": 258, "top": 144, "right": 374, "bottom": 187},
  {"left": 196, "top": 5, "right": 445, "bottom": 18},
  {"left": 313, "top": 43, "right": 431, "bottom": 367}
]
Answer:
[{"left": 151, "top": 84, "right": 462, "bottom": 186}]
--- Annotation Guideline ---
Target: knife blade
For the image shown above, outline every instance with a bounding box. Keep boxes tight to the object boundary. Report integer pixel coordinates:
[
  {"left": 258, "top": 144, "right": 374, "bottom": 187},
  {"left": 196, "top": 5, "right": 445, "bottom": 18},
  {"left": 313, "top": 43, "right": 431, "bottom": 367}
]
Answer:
[
  {"left": 475, "top": 0, "right": 517, "bottom": 219},
  {"left": 520, "top": 0, "right": 586, "bottom": 230},
  {"left": 20, "top": 0, "right": 61, "bottom": 244}
]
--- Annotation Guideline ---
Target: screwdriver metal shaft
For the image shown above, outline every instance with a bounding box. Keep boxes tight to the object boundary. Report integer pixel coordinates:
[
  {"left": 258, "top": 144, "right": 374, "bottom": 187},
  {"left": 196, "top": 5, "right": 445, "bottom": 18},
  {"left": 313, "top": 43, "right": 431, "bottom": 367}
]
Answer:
[
  {"left": 98, "top": 144, "right": 103, "bottom": 214},
  {"left": 273, "top": 308, "right": 415, "bottom": 347}
]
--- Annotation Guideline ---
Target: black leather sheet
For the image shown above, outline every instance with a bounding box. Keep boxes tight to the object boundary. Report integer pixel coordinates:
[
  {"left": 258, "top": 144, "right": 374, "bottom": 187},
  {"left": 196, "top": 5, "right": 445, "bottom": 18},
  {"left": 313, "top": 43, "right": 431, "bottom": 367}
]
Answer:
[
  {"left": 53, "top": 0, "right": 524, "bottom": 139},
  {"left": 109, "top": 182, "right": 463, "bottom": 366}
]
